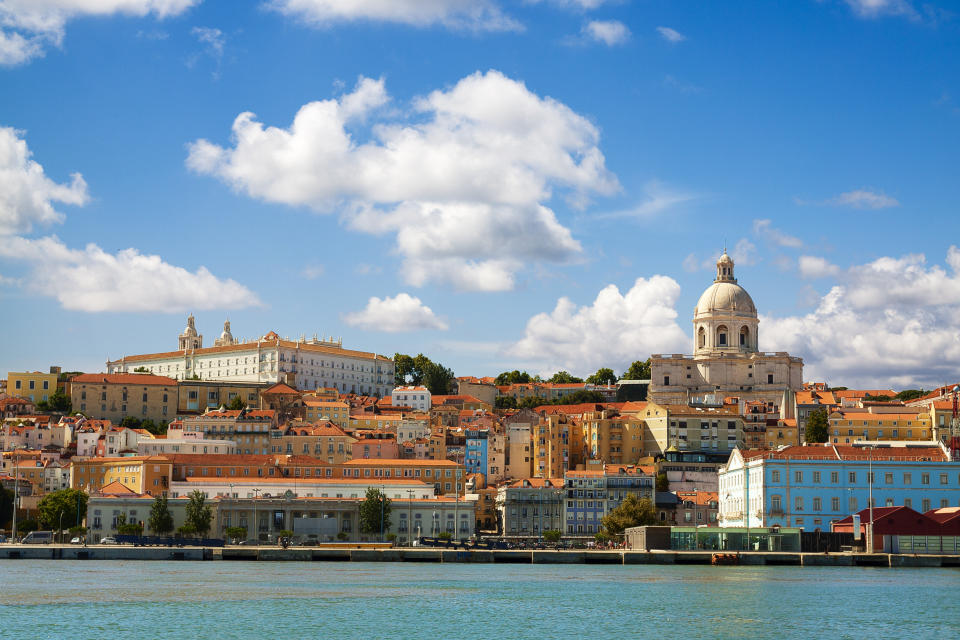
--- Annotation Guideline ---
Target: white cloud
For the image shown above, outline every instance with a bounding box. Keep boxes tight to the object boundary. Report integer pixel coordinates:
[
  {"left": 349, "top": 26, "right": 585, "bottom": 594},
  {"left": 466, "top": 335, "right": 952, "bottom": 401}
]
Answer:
[
  {"left": 0, "top": 0, "right": 199, "bottom": 65},
  {"left": 764, "top": 247, "right": 960, "bottom": 387},
  {"left": 0, "top": 126, "right": 89, "bottom": 236},
  {"left": 0, "top": 123, "right": 258, "bottom": 312},
  {"left": 343, "top": 292, "right": 448, "bottom": 332},
  {"left": 188, "top": 70, "right": 618, "bottom": 291},
  {"left": 798, "top": 255, "right": 840, "bottom": 279},
  {"left": 753, "top": 219, "right": 802, "bottom": 248},
  {"left": 508, "top": 275, "right": 689, "bottom": 375},
  {"left": 683, "top": 240, "right": 754, "bottom": 272},
  {"left": 656, "top": 26, "right": 686, "bottom": 42},
  {"left": 594, "top": 181, "right": 695, "bottom": 220},
  {"left": 530, "top": 0, "right": 615, "bottom": 9},
  {"left": 583, "top": 20, "right": 630, "bottom": 46},
  {"left": 0, "top": 235, "right": 260, "bottom": 312},
  {"left": 301, "top": 263, "right": 324, "bottom": 279},
  {"left": 843, "top": 0, "right": 918, "bottom": 19},
  {"left": 827, "top": 189, "right": 900, "bottom": 209},
  {"left": 266, "top": 0, "right": 521, "bottom": 31}
]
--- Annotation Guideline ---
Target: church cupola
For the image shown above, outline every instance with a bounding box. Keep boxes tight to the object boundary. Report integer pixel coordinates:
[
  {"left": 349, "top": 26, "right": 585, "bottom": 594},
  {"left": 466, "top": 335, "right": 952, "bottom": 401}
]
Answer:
[
  {"left": 715, "top": 250, "right": 736, "bottom": 283},
  {"left": 215, "top": 319, "right": 235, "bottom": 347},
  {"left": 178, "top": 314, "right": 203, "bottom": 351}
]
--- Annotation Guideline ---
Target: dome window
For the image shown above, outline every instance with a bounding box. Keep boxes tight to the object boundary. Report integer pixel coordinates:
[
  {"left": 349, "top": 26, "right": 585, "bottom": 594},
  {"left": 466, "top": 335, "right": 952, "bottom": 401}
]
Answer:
[
  {"left": 740, "top": 326, "right": 749, "bottom": 347},
  {"left": 717, "top": 325, "right": 728, "bottom": 347}
]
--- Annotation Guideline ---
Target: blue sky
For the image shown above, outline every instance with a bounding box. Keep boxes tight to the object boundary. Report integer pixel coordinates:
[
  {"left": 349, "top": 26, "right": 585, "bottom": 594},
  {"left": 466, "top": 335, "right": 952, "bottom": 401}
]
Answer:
[{"left": 1, "top": 0, "right": 958, "bottom": 389}]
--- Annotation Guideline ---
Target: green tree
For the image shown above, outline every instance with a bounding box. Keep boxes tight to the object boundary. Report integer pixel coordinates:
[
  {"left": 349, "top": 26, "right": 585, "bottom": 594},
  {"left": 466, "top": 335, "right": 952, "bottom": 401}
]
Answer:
[
  {"left": 185, "top": 490, "right": 212, "bottom": 537},
  {"left": 494, "top": 370, "right": 532, "bottom": 385},
  {"left": 119, "top": 416, "right": 142, "bottom": 429},
  {"left": 148, "top": 495, "right": 174, "bottom": 536},
  {"left": 549, "top": 371, "right": 583, "bottom": 384},
  {"left": 895, "top": 389, "right": 926, "bottom": 402},
  {"left": 176, "top": 524, "right": 196, "bottom": 537},
  {"left": 422, "top": 360, "right": 455, "bottom": 395},
  {"left": 225, "top": 526, "right": 247, "bottom": 543},
  {"left": 0, "top": 487, "right": 13, "bottom": 528},
  {"left": 226, "top": 395, "right": 246, "bottom": 410},
  {"left": 394, "top": 353, "right": 416, "bottom": 385},
  {"left": 17, "top": 517, "right": 39, "bottom": 533},
  {"left": 37, "top": 489, "right": 88, "bottom": 531},
  {"left": 518, "top": 396, "right": 546, "bottom": 409},
  {"left": 495, "top": 396, "right": 518, "bottom": 410},
  {"left": 359, "top": 487, "right": 391, "bottom": 538},
  {"left": 47, "top": 390, "right": 72, "bottom": 412},
  {"left": 600, "top": 494, "right": 657, "bottom": 539},
  {"left": 805, "top": 408, "right": 829, "bottom": 443},
  {"left": 585, "top": 368, "right": 617, "bottom": 386},
  {"left": 543, "top": 530, "right": 562, "bottom": 543},
  {"left": 656, "top": 472, "right": 669, "bottom": 493},
  {"left": 553, "top": 390, "right": 605, "bottom": 405},
  {"left": 133, "top": 366, "right": 150, "bottom": 373},
  {"left": 621, "top": 359, "right": 652, "bottom": 380},
  {"left": 115, "top": 514, "right": 143, "bottom": 536}
]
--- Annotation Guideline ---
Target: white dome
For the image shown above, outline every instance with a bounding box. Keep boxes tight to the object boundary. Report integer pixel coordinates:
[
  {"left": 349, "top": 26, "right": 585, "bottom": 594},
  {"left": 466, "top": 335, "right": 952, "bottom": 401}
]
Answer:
[{"left": 695, "top": 281, "right": 756, "bottom": 317}]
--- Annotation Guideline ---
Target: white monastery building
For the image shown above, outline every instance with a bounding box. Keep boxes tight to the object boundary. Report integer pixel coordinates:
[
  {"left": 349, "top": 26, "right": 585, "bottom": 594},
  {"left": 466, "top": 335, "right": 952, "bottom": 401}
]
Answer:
[
  {"left": 649, "top": 251, "right": 803, "bottom": 418},
  {"left": 106, "top": 316, "right": 395, "bottom": 397}
]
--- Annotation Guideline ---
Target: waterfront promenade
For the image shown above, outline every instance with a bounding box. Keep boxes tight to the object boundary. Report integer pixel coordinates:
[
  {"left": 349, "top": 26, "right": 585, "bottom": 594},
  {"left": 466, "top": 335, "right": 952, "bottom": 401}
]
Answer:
[{"left": 3, "top": 544, "right": 959, "bottom": 567}]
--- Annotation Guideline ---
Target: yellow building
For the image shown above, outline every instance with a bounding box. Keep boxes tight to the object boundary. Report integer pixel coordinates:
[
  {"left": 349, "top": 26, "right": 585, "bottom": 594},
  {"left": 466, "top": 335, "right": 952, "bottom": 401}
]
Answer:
[
  {"left": 349, "top": 412, "right": 401, "bottom": 431},
  {"left": 177, "top": 380, "right": 270, "bottom": 414},
  {"left": 828, "top": 409, "right": 932, "bottom": 444},
  {"left": 273, "top": 421, "right": 356, "bottom": 463},
  {"left": 304, "top": 397, "right": 351, "bottom": 426},
  {"left": 340, "top": 458, "right": 466, "bottom": 495},
  {"left": 70, "top": 456, "right": 172, "bottom": 496},
  {"left": 532, "top": 415, "right": 584, "bottom": 479},
  {"left": 70, "top": 373, "right": 178, "bottom": 425},
  {"left": 7, "top": 371, "right": 59, "bottom": 404},
  {"left": 575, "top": 410, "right": 647, "bottom": 466}
]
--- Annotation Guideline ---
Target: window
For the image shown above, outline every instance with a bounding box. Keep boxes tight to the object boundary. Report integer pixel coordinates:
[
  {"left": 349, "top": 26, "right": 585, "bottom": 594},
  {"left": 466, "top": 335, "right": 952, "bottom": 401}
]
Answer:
[
  {"left": 940, "top": 473, "right": 949, "bottom": 485},
  {"left": 849, "top": 496, "right": 857, "bottom": 512},
  {"left": 849, "top": 472, "right": 856, "bottom": 483},
  {"left": 903, "top": 472, "right": 912, "bottom": 485},
  {"left": 772, "top": 470, "right": 780, "bottom": 483},
  {"left": 813, "top": 498, "right": 822, "bottom": 511},
  {"left": 795, "top": 496, "right": 803, "bottom": 511},
  {"left": 831, "top": 497, "right": 840, "bottom": 511},
  {"left": 904, "top": 498, "right": 912, "bottom": 509},
  {"left": 922, "top": 499, "right": 931, "bottom": 512},
  {"left": 795, "top": 470, "right": 803, "bottom": 483},
  {"left": 771, "top": 495, "right": 781, "bottom": 512},
  {"left": 922, "top": 473, "right": 930, "bottom": 485},
  {"left": 830, "top": 471, "right": 839, "bottom": 483},
  {"left": 813, "top": 471, "right": 821, "bottom": 483},
  {"left": 767, "top": 374, "right": 774, "bottom": 384}
]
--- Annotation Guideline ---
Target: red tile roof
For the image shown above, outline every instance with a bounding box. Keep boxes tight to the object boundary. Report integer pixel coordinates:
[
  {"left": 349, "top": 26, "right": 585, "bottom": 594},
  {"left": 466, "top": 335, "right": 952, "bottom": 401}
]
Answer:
[{"left": 71, "top": 373, "right": 177, "bottom": 385}]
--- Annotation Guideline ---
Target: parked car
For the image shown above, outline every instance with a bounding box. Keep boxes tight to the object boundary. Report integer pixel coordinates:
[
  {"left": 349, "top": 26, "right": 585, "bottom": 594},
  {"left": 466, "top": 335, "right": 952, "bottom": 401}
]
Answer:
[
  {"left": 70, "top": 536, "right": 83, "bottom": 544},
  {"left": 100, "top": 537, "right": 118, "bottom": 545},
  {"left": 21, "top": 531, "right": 53, "bottom": 544},
  {"left": 236, "top": 539, "right": 259, "bottom": 546}
]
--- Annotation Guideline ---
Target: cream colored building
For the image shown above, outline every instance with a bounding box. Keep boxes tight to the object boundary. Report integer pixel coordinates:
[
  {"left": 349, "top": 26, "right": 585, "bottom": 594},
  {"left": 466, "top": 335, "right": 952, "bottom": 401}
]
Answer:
[
  {"left": 106, "top": 316, "right": 395, "bottom": 397},
  {"left": 650, "top": 252, "right": 803, "bottom": 418},
  {"left": 70, "top": 373, "right": 178, "bottom": 425}
]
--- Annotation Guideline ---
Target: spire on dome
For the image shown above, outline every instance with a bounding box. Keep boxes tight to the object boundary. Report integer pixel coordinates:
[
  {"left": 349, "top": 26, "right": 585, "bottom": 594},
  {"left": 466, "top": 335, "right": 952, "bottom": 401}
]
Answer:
[{"left": 715, "top": 250, "right": 736, "bottom": 283}]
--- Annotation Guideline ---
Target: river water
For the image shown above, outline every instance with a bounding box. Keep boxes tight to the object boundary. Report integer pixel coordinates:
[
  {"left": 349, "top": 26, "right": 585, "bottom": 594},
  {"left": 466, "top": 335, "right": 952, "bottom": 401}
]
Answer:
[{"left": 1, "top": 561, "right": 958, "bottom": 638}]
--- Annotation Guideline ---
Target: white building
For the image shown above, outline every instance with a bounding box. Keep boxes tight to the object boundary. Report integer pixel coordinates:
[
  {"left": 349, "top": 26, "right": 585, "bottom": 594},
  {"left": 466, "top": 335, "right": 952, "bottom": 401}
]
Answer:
[
  {"left": 138, "top": 438, "right": 237, "bottom": 456},
  {"left": 171, "top": 477, "right": 436, "bottom": 500},
  {"left": 106, "top": 316, "right": 395, "bottom": 397},
  {"left": 392, "top": 386, "right": 431, "bottom": 412},
  {"left": 650, "top": 251, "right": 803, "bottom": 418}
]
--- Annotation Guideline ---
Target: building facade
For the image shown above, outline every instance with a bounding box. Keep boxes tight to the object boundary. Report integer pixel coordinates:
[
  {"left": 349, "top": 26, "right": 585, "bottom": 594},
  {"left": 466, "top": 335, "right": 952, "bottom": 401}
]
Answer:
[
  {"left": 650, "top": 252, "right": 803, "bottom": 418},
  {"left": 718, "top": 443, "right": 960, "bottom": 531},
  {"left": 106, "top": 316, "right": 395, "bottom": 396},
  {"left": 69, "top": 373, "right": 178, "bottom": 425}
]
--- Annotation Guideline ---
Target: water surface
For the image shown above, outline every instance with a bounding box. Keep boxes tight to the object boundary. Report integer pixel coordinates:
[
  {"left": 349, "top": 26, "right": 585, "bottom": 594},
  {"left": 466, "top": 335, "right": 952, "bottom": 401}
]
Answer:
[{"left": 1, "top": 561, "right": 958, "bottom": 638}]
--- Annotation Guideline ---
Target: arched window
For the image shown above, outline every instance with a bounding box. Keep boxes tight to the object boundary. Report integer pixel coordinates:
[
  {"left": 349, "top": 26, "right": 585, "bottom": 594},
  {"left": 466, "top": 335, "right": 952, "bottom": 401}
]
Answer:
[
  {"left": 740, "top": 326, "right": 749, "bottom": 347},
  {"left": 698, "top": 327, "right": 706, "bottom": 348},
  {"left": 717, "top": 325, "right": 728, "bottom": 347}
]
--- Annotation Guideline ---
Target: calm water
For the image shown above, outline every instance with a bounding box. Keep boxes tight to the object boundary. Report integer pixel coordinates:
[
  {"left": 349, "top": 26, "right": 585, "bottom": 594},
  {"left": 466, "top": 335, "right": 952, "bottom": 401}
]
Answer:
[{"left": 1, "top": 561, "right": 959, "bottom": 638}]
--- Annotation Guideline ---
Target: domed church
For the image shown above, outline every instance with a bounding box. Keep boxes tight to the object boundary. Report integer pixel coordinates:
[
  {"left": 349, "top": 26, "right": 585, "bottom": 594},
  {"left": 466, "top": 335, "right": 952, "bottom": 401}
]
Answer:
[{"left": 649, "top": 251, "right": 803, "bottom": 418}]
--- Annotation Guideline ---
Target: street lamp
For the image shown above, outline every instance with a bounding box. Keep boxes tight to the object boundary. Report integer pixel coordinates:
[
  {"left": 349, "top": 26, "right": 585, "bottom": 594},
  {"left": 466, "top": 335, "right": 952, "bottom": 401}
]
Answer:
[
  {"left": 253, "top": 488, "right": 261, "bottom": 544},
  {"left": 11, "top": 446, "right": 24, "bottom": 542},
  {"left": 406, "top": 489, "right": 415, "bottom": 546}
]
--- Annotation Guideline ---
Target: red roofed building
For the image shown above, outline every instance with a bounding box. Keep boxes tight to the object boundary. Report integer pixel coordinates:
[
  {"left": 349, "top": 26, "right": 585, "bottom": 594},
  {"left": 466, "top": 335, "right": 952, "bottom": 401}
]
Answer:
[{"left": 69, "top": 372, "right": 177, "bottom": 425}]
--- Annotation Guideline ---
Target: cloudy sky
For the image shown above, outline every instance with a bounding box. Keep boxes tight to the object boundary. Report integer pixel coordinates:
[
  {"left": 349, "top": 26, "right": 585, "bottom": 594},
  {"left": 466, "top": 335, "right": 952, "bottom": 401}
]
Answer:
[{"left": 1, "top": 0, "right": 958, "bottom": 389}]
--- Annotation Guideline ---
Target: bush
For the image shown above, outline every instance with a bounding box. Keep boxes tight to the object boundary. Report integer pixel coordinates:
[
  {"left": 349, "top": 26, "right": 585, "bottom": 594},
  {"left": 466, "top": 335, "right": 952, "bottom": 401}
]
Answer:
[
  {"left": 438, "top": 531, "right": 452, "bottom": 540},
  {"left": 543, "top": 530, "right": 562, "bottom": 543}
]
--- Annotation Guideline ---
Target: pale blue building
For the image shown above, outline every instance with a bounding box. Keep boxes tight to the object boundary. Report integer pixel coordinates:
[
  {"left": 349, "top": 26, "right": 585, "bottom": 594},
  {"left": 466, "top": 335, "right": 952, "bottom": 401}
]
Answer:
[{"left": 718, "top": 443, "right": 960, "bottom": 531}]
